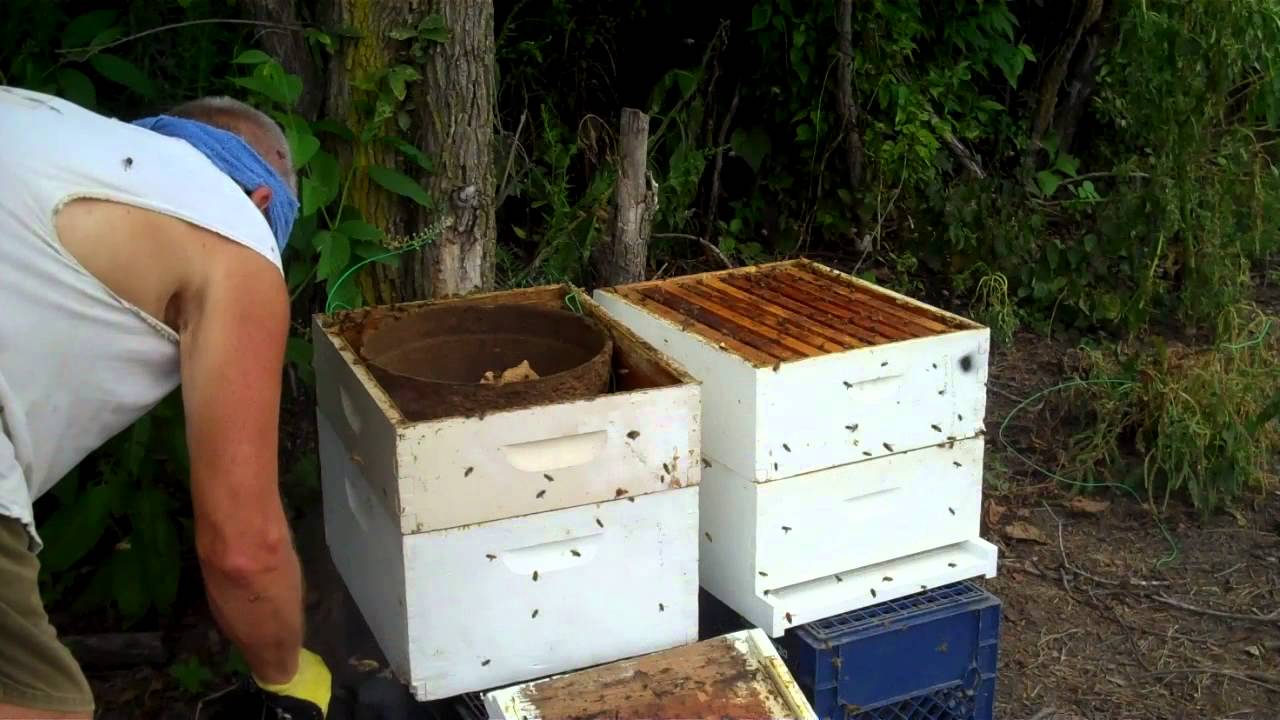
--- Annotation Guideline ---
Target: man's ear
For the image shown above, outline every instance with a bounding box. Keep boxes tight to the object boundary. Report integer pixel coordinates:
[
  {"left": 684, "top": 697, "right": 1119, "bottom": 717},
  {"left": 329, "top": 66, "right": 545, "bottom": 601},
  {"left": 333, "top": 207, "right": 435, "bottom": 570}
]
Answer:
[{"left": 249, "top": 186, "right": 272, "bottom": 212}]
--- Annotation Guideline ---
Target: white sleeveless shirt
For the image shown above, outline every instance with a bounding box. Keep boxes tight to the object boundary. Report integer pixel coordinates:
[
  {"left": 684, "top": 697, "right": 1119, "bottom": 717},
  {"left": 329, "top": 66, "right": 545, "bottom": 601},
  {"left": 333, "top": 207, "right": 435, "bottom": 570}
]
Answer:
[{"left": 0, "top": 87, "right": 284, "bottom": 551}]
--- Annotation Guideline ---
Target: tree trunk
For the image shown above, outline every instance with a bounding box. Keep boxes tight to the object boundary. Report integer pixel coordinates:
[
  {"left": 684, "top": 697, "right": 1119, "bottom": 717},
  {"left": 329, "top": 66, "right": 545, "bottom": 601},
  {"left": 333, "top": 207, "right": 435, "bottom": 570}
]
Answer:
[
  {"left": 323, "top": 1, "right": 418, "bottom": 305},
  {"left": 414, "top": 0, "right": 497, "bottom": 299},
  {"left": 1024, "top": 0, "right": 1106, "bottom": 173},
  {"left": 836, "top": 0, "right": 865, "bottom": 191},
  {"left": 594, "top": 108, "right": 656, "bottom": 287},
  {"left": 243, "top": 0, "right": 323, "bottom": 119},
  {"left": 1052, "top": 1, "right": 1119, "bottom": 155}
]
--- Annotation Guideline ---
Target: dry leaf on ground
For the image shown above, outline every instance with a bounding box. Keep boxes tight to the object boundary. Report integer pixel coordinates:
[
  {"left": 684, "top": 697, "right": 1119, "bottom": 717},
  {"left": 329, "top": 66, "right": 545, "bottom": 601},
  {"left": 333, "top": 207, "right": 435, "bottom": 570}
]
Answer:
[
  {"left": 1004, "top": 521, "right": 1050, "bottom": 544},
  {"left": 1067, "top": 497, "right": 1111, "bottom": 514}
]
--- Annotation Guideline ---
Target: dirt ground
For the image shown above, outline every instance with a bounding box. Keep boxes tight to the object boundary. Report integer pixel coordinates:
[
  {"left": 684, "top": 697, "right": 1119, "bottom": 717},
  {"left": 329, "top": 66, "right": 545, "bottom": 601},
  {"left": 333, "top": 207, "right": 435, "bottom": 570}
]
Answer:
[
  {"left": 978, "top": 324, "right": 1280, "bottom": 720},
  {"left": 77, "top": 275, "right": 1280, "bottom": 719}
]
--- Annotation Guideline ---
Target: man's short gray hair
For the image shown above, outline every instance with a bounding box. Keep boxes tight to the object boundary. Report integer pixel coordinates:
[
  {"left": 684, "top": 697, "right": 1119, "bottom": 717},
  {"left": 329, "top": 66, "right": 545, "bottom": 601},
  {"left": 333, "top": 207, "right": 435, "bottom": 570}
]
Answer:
[{"left": 167, "top": 96, "right": 297, "bottom": 196}]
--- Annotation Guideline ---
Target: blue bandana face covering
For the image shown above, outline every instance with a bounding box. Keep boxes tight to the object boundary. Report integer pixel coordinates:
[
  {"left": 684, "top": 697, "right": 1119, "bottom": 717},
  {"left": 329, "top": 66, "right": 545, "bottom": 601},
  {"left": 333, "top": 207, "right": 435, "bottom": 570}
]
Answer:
[{"left": 131, "top": 114, "right": 299, "bottom": 254}]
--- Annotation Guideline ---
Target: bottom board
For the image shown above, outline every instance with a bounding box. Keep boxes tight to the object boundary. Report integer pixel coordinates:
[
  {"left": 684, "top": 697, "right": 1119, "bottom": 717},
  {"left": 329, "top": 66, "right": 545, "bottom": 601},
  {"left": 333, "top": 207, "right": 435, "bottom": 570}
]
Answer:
[{"left": 484, "top": 628, "right": 817, "bottom": 720}]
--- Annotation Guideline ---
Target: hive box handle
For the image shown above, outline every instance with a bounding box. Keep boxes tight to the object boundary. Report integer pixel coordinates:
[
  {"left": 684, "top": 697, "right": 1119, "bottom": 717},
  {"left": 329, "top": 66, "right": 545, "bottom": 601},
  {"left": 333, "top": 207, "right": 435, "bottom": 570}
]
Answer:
[
  {"left": 497, "top": 533, "right": 603, "bottom": 575},
  {"left": 499, "top": 430, "right": 608, "bottom": 473}
]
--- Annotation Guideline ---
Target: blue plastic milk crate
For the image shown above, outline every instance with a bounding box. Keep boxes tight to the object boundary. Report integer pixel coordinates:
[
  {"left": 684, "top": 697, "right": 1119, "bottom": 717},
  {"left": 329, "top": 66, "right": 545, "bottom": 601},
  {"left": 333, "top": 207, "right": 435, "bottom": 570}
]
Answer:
[{"left": 778, "top": 581, "right": 1001, "bottom": 720}]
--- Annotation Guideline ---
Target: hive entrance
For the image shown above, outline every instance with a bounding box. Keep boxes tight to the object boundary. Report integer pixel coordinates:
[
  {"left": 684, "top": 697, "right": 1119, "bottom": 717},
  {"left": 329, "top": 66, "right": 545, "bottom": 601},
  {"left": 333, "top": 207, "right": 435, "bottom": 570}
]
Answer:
[{"left": 610, "top": 261, "right": 975, "bottom": 367}]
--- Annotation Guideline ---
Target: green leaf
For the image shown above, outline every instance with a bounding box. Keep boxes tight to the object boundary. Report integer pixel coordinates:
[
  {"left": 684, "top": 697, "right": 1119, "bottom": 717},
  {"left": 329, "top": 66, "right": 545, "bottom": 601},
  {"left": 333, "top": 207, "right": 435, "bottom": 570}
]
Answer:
[
  {"left": 232, "top": 49, "right": 273, "bottom": 65},
  {"left": 131, "top": 485, "right": 179, "bottom": 612},
  {"left": 1035, "top": 170, "right": 1062, "bottom": 197},
  {"left": 1053, "top": 153, "right": 1081, "bottom": 177},
  {"left": 56, "top": 68, "right": 96, "bottom": 108},
  {"left": 63, "top": 10, "right": 118, "bottom": 49},
  {"left": 730, "top": 126, "right": 771, "bottom": 173},
  {"left": 310, "top": 119, "right": 355, "bottom": 141},
  {"left": 286, "top": 259, "right": 312, "bottom": 291},
  {"left": 284, "top": 124, "right": 321, "bottom": 170},
  {"left": 749, "top": 3, "right": 772, "bottom": 31},
  {"left": 170, "top": 656, "right": 216, "bottom": 694},
  {"left": 795, "top": 123, "right": 814, "bottom": 142},
  {"left": 386, "top": 138, "right": 433, "bottom": 171},
  {"left": 302, "top": 151, "right": 341, "bottom": 215},
  {"left": 316, "top": 230, "right": 351, "bottom": 283},
  {"left": 387, "top": 65, "right": 421, "bottom": 101},
  {"left": 417, "top": 14, "right": 450, "bottom": 43},
  {"left": 111, "top": 545, "right": 148, "bottom": 622},
  {"left": 304, "top": 28, "right": 334, "bottom": 50},
  {"left": 389, "top": 27, "right": 417, "bottom": 41},
  {"left": 285, "top": 337, "right": 315, "bottom": 386},
  {"left": 88, "top": 53, "right": 154, "bottom": 97},
  {"left": 36, "top": 483, "right": 113, "bottom": 573},
  {"left": 367, "top": 165, "right": 431, "bottom": 207},
  {"left": 335, "top": 220, "right": 384, "bottom": 242}
]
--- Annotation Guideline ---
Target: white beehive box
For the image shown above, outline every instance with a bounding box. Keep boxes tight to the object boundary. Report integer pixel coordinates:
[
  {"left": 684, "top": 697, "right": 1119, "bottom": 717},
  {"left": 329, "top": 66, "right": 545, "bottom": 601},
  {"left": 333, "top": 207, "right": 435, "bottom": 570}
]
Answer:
[
  {"left": 592, "top": 259, "right": 991, "bottom": 482},
  {"left": 313, "top": 285, "right": 703, "bottom": 700},
  {"left": 594, "top": 260, "right": 997, "bottom": 636},
  {"left": 482, "top": 628, "right": 817, "bottom": 720},
  {"left": 699, "top": 439, "right": 997, "bottom": 636}
]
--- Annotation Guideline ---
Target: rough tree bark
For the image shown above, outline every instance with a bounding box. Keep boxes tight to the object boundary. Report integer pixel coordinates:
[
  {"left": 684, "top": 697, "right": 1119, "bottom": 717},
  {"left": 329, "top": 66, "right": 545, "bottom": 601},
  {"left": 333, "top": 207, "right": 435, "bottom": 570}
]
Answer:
[
  {"left": 323, "top": 1, "right": 418, "bottom": 304},
  {"left": 1052, "top": 1, "right": 1119, "bottom": 155},
  {"left": 414, "top": 0, "right": 497, "bottom": 299},
  {"left": 836, "top": 0, "right": 865, "bottom": 191},
  {"left": 594, "top": 108, "right": 657, "bottom": 286}
]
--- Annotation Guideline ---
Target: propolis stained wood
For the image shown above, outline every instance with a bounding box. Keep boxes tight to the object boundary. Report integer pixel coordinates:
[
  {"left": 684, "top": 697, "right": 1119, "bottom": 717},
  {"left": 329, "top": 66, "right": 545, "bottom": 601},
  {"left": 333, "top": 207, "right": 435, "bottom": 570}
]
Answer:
[
  {"left": 593, "top": 259, "right": 991, "bottom": 482},
  {"left": 312, "top": 284, "right": 702, "bottom": 534}
]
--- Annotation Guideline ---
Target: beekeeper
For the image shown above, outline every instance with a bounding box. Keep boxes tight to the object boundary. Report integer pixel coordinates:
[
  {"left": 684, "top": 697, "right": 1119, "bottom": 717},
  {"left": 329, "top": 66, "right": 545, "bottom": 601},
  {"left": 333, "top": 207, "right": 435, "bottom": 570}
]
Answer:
[{"left": 0, "top": 87, "right": 331, "bottom": 719}]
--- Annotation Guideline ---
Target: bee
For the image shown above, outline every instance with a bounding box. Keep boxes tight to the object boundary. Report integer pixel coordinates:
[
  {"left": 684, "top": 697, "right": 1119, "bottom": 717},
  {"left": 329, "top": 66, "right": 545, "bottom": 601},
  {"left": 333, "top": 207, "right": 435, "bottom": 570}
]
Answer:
[
  {"left": 785, "top": 612, "right": 794, "bottom": 624},
  {"left": 947, "top": 562, "right": 957, "bottom": 568},
  {"left": 702, "top": 458, "right": 712, "bottom": 469},
  {"left": 570, "top": 549, "right": 581, "bottom": 557},
  {"left": 485, "top": 553, "right": 497, "bottom": 561},
  {"left": 704, "top": 532, "right": 713, "bottom": 543},
  {"left": 532, "top": 571, "right": 539, "bottom": 582},
  {"left": 882, "top": 576, "right": 893, "bottom": 582},
  {"left": 930, "top": 424, "right": 942, "bottom": 432},
  {"left": 658, "top": 603, "right": 665, "bottom": 612},
  {"left": 781, "top": 526, "right": 792, "bottom": 534},
  {"left": 536, "top": 490, "right": 546, "bottom": 499},
  {"left": 481, "top": 659, "right": 491, "bottom": 667},
  {"left": 531, "top": 609, "right": 539, "bottom": 619},
  {"left": 758, "top": 571, "right": 769, "bottom": 577},
  {"left": 464, "top": 467, "right": 474, "bottom": 477},
  {"left": 627, "top": 430, "right": 640, "bottom": 440},
  {"left": 544, "top": 474, "right": 555, "bottom": 482},
  {"left": 882, "top": 442, "right": 895, "bottom": 452},
  {"left": 948, "top": 507, "right": 956, "bottom": 516},
  {"left": 122, "top": 156, "right": 133, "bottom": 171},
  {"left": 595, "top": 518, "right": 604, "bottom": 528},
  {"left": 870, "top": 588, "right": 877, "bottom": 598},
  {"left": 953, "top": 462, "right": 963, "bottom": 468},
  {"left": 615, "top": 488, "right": 629, "bottom": 498},
  {"left": 782, "top": 444, "right": 791, "bottom": 453},
  {"left": 662, "top": 463, "right": 671, "bottom": 474},
  {"left": 834, "top": 575, "right": 843, "bottom": 583},
  {"left": 845, "top": 424, "right": 859, "bottom": 432}
]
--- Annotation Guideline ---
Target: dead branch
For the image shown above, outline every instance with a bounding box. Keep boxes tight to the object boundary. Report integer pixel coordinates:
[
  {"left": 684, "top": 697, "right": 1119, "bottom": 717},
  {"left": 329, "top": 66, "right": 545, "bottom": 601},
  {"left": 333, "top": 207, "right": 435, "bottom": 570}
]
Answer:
[
  {"left": 891, "top": 69, "right": 985, "bottom": 179},
  {"left": 1149, "top": 594, "right": 1280, "bottom": 624},
  {"left": 702, "top": 84, "right": 741, "bottom": 266},
  {"left": 652, "top": 233, "right": 733, "bottom": 269},
  {"left": 836, "top": 0, "right": 865, "bottom": 190}
]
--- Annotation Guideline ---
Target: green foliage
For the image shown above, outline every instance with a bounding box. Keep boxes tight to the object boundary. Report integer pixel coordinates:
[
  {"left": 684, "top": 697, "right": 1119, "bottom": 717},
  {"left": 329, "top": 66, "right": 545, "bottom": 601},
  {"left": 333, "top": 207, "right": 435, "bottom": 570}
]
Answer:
[{"left": 1060, "top": 308, "right": 1280, "bottom": 516}]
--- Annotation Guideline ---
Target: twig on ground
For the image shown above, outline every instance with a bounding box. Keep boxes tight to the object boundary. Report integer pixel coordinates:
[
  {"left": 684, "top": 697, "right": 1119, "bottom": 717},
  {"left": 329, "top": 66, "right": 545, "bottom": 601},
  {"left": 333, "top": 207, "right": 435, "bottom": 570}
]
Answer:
[
  {"left": 1149, "top": 594, "right": 1280, "bottom": 623},
  {"left": 1147, "top": 668, "right": 1280, "bottom": 694},
  {"left": 1044, "top": 503, "right": 1170, "bottom": 587}
]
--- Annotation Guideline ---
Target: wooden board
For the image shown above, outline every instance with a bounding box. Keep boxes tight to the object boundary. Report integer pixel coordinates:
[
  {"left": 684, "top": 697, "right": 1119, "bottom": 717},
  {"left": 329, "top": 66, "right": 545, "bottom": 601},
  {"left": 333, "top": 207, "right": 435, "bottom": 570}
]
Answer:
[{"left": 484, "top": 629, "right": 816, "bottom": 720}]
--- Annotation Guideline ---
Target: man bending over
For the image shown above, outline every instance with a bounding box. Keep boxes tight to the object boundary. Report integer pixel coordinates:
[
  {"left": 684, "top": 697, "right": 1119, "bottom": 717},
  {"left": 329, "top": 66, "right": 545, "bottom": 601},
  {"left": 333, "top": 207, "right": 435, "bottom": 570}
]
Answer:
[{"left": 0, "top": 87, "right": 331, "bottom": 718}]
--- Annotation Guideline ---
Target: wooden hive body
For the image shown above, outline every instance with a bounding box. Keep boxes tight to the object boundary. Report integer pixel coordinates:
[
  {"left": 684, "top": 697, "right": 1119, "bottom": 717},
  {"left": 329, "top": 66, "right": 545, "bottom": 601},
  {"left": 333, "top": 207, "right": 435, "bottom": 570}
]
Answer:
[
  {"left": 313, "top": 285, "right": 702, "bottom": 699},
  {"left": 594, "top": 260, "right": 998, "bottom": 635}
]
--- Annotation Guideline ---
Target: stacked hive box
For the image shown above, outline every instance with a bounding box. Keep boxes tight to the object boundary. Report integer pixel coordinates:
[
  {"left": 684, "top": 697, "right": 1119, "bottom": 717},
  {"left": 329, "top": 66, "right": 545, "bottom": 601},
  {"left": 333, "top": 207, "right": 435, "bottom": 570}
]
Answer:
[
  {"left": 594, "top": 260, "right": 998, "bottom": 636},
  {"left": 313, "top": 285, "right": 703, "bottom": 700}
]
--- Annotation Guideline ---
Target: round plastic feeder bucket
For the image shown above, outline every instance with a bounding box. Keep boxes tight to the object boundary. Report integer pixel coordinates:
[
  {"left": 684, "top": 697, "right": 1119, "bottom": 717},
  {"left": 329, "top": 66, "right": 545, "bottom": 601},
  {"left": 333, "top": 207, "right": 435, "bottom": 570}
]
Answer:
[{"left": 360, "top": 303, "right": 614, "bottom": 422}]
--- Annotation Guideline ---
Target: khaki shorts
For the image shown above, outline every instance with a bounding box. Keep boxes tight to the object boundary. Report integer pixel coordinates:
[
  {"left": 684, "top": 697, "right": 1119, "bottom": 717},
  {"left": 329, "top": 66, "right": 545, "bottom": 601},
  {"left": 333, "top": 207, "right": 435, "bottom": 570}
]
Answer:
[{"left": 0, "top": 516, "right": 95, "bottom": 714}]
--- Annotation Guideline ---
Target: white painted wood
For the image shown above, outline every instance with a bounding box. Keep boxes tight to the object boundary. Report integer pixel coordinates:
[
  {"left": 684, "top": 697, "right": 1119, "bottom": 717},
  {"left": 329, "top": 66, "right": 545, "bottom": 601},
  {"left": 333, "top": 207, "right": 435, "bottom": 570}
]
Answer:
[
  {"left": 318, "top": 412, "right": 412, "bottom": 678},
  {"left": 393, "top": 384, "right": 699, "bottom": 534},
  {"left": 593, "top": 264, "right": 990, "bottom": 482},
  {"left": 697, "top": 439, "right": 996, "bottom": 637},
  {"left": 482, "top": 629, "right": 817, "bottom": 720},
  {"left": 321, "top": 411, "right": 700, "bottom": 701},
  {"left": 311, "top": 292, "right": 702, "bottom": 534}
]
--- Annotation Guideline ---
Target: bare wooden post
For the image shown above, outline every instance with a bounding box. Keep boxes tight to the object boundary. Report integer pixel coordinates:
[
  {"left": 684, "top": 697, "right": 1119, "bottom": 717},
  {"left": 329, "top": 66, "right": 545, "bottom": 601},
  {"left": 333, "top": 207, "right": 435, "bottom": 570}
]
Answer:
[{"left": 595, "top": 108, "right": 657, "bottom": 287}]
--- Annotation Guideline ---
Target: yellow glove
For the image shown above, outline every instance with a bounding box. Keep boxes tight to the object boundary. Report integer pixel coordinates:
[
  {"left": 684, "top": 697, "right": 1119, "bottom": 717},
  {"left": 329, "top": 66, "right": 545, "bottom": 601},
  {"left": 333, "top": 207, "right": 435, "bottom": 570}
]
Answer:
[{"left": 253, "top": 648, "right": 332, "bottom": 718}]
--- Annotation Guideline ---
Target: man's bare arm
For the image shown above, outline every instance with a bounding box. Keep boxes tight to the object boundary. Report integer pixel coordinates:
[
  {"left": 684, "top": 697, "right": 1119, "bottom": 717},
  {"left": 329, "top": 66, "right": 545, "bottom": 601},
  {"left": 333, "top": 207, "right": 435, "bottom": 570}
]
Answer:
[{"left": 177, "top": 234, "right": 303, "bottom": 685}]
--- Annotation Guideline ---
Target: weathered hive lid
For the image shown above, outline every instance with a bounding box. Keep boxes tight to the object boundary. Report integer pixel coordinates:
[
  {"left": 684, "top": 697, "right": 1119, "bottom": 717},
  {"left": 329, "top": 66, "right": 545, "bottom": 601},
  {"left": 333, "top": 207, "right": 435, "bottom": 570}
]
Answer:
[{"left": 482, "top": 628, "right": 817, "bottom": 720}]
